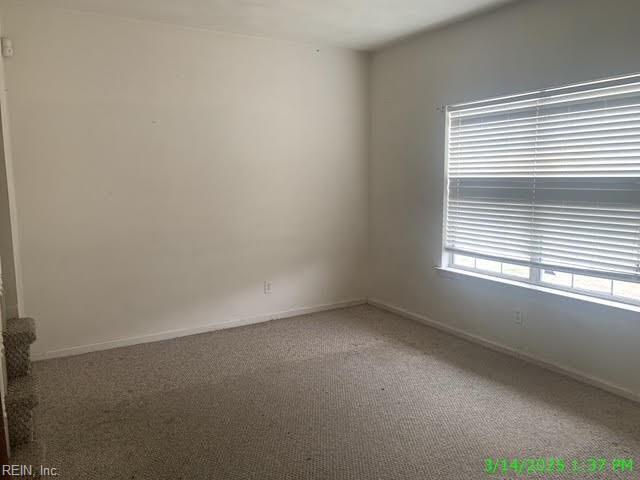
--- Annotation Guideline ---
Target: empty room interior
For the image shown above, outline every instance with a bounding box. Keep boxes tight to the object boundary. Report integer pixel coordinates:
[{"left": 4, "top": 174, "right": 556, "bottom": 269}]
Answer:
[{"left": 0, "top": 0, "right": 639, "bottom": 477}]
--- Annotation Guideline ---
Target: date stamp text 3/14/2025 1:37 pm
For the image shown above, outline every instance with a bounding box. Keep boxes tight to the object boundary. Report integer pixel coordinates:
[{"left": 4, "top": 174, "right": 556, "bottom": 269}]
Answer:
[{"left": 485, "top": 457, "right": 634, "bottom": 476}]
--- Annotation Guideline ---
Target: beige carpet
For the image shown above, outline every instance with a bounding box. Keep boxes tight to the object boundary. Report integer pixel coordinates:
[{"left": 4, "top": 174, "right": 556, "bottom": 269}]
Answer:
[{"left": 31, "top": 305, "right": 639, "bottom": 479}]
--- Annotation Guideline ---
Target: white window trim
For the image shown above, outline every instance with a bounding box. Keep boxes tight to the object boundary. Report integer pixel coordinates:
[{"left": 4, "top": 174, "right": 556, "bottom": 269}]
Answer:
[
  {"left": 435, "top": 265, "right": 640, "bottom": 314},
  {"left": 439, "top": 76, "right": 640, "bottom": 311},
  {"left": 442, "top": 254, "right": 640, "bottom": 307}
]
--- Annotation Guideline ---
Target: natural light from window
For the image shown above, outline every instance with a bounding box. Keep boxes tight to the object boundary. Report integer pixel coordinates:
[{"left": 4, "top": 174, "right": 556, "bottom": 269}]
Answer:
[{"left": 443, "top": 74, "right": 640, "bottom": 307}]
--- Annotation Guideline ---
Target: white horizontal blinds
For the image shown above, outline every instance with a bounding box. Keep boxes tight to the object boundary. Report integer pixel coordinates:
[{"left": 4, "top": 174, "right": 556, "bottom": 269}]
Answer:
[{"left": 446, "top": 75, "right": 640, "bottom": 282}]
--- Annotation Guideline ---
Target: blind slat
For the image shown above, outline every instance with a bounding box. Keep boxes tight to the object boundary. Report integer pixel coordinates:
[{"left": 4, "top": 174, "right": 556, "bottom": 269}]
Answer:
[{"left": 449, "top": 106, "right": 640, "bottom": 134}]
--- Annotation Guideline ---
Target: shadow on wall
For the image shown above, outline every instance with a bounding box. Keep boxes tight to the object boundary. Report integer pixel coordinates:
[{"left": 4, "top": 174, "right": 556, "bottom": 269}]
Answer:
[{"left": 0, "top": 112, "right": 18, "bottom": 319}]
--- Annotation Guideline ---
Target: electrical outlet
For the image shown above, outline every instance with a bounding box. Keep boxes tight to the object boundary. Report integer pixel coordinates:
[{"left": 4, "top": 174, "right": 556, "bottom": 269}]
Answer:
[
  {"left": 513, "top": 310, "right": 524, "bottom": 326},
  {"left": 263, "top": 280, "right": 272, "bottom": 295}
]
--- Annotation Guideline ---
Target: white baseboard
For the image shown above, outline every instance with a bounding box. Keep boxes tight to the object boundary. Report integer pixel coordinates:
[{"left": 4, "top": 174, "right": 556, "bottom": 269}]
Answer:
[
  {"left": 32, "top": 298, "right": 366, "bottom": 361},
  {"left": 368, "top": 298, "right": 640, "bottom": 404}
]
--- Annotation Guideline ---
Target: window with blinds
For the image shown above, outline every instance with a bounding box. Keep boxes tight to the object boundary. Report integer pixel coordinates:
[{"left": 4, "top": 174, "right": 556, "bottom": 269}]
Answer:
[{"left": 444, "top": 74, "right": 640, "bottom": 305}]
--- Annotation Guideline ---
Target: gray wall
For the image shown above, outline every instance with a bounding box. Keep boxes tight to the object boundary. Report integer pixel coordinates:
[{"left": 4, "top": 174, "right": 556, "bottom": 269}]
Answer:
[{"left": 370, "top": 0, "right": 640, "bottom": 397}]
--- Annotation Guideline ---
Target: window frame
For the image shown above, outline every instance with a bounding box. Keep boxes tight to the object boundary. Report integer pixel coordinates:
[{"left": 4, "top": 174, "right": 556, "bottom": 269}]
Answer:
[
  {"left": 446, "top": 253, "right": 640, "bottom": 307},
  {"left": 440, "top": 82, "right": 640, "bottom": 309}
]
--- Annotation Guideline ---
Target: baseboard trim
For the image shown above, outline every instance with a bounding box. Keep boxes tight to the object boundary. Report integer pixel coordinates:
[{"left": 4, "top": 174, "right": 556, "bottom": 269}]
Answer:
[
  {"left": 33, "top": 298, "right": 367, "bottom": 361},
  {"left": 367, "top": 298, "right": 640, "bottom": 404}
]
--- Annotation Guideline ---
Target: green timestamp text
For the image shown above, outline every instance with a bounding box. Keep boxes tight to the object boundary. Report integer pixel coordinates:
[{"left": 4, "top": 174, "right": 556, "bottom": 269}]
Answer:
[{"left": 485, "top": 457, "right": 634, "bottom": 475}]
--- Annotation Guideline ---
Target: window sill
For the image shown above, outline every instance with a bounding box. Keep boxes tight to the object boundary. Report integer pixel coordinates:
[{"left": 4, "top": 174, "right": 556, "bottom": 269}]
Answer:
[{"left": 435, "top": 266, "right": 640, "bottom": 314}]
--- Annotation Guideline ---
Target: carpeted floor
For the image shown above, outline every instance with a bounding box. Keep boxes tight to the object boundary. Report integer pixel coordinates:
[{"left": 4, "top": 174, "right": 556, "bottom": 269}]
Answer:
[{"left": 32, "top": 305, "right": 640, "bottom": 479}]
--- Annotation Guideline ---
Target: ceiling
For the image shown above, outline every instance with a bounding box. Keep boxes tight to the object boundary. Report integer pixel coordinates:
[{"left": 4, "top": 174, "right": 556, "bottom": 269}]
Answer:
[{"left": 34, "top": 0, "right": 515, "bottom": 50}]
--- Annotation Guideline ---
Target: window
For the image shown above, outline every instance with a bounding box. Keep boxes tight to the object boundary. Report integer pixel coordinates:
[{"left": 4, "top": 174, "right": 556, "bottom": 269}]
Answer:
[{"left": 443, "top": 74, "right": 640, "bottom": 306}]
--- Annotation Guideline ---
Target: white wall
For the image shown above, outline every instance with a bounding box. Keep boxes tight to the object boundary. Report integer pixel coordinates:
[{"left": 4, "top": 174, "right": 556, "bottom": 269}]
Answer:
[
  {"left": 0, "top": 1, "right": 369, "bottom": 357},
  {"left": 371, "top": 0, "right": 640, "bottom": 398}
]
